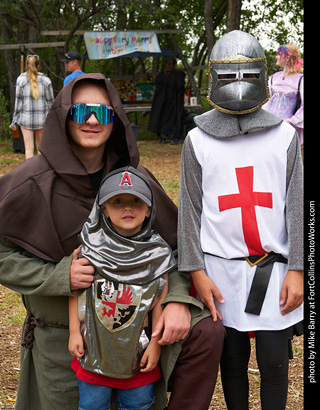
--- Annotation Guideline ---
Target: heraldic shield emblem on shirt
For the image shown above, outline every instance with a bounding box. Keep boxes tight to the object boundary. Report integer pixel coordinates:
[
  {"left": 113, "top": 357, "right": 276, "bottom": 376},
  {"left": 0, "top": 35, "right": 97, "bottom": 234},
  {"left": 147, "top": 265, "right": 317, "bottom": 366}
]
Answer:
[{"left": 95, "top": 278, "right": 141, "bottom": 332}]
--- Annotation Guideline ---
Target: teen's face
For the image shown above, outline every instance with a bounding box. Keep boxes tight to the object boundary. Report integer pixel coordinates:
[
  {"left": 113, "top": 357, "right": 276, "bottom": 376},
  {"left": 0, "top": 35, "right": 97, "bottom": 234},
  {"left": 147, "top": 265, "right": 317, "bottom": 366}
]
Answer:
[
  {"left": 67, "top": 83, "right": 114, "bottom": 152},
  {"left": 101, "top": 193, "right": 152, "bottom": 237}
]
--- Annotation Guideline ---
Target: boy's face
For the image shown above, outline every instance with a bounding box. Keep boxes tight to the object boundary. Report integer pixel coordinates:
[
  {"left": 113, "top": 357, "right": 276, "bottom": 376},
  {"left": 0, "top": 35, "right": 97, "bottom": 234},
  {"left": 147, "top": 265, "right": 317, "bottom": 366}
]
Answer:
[
  {"left": 67, "top": 82, "right": 114, "bottom": 152},
  {"left": 101, "top": 193, "right": 152, "bottom": 237}
]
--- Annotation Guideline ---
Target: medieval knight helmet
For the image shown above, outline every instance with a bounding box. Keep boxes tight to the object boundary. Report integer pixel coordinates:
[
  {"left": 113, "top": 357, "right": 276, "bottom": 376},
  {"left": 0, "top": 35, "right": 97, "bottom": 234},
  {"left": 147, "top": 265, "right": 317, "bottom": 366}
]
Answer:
[{"left": 207, "top": 30, "right": 270, "bottom": 114}]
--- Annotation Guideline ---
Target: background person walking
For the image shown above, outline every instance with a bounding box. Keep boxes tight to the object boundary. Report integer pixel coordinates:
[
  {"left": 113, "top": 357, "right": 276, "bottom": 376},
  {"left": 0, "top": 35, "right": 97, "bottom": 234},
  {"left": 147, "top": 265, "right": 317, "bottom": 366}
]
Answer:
[
  {"left": 62, "top": 51, "right": 85, "bottom": 87},
  {"left": 9, "top": 55, "right": 54, "bottom": 159}
]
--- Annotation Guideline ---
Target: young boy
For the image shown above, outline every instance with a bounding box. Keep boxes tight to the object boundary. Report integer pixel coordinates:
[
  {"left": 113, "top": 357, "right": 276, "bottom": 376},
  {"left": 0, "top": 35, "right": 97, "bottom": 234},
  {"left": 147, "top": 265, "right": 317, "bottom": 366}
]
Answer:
[{"left": 69, "top": 166, "right": 176, "bottom": 410}]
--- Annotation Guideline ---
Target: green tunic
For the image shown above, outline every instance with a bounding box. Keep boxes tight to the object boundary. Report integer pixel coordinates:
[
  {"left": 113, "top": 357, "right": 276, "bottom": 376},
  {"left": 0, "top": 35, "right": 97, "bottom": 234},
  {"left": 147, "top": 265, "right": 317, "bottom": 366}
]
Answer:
[{"left": 0, "top": 237, "right": 210, "bottom": 409}]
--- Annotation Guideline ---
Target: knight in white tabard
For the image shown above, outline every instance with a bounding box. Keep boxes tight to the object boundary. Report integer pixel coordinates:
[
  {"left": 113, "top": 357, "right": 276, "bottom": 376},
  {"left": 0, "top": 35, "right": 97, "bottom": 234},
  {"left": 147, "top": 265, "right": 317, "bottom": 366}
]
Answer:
[{"left": 178, "top": 30, "right": 303, "bottom": 410}]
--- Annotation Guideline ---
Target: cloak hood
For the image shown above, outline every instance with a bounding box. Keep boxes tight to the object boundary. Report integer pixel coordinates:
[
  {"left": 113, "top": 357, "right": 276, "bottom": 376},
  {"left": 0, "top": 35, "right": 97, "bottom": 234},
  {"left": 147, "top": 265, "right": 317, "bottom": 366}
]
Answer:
[
  {"left": 0, "top": 74, "right": 177, "bottom": 262},
  {"left": 79, "top": 167, "right": 177, "bottom": 285}
]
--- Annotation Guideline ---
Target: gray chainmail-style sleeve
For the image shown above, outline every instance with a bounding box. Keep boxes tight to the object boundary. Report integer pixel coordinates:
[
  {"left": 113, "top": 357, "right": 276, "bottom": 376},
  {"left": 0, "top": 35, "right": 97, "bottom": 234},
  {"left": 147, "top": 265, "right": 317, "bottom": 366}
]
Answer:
[
  {"left": 178, "top": 134, "right": 205, "bottom": 272},
  {"left": 286, "top": 132, "right": 304, "bottom": 270}
]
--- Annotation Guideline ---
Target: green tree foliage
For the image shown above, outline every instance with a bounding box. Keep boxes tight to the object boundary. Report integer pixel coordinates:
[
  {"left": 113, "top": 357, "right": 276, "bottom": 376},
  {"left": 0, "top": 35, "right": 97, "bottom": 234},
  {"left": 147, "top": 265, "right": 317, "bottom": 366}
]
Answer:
[
  {"left": 241, "top": 0, "right": 303, "bottom": 54},
  {"left": 0, "top": 0, "right": 303, "bottom": 113}
]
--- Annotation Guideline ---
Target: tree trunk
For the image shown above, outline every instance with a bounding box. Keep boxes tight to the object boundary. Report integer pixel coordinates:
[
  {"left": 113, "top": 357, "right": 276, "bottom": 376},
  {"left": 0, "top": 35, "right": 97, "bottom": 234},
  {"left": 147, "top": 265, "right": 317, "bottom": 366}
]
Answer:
[
  {"left": 4, "top": 50, "right": 19, "bottom": 108},
  {"left": 204, "top": 0, "right": 215, "bottom": 57},
  {"left": 227, "top": 0, "right": 242, "bottom": 32}
]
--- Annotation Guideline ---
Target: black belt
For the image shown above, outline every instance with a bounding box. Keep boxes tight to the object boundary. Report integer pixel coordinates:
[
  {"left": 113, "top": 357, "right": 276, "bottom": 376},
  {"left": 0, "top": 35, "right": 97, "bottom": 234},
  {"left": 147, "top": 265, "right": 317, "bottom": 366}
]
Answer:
[
  {"left": 204, "top": 252, "right": 287, "bottom": 316},
  {"left": 244, "top": 252, "right": 287, "bottom": 315}
]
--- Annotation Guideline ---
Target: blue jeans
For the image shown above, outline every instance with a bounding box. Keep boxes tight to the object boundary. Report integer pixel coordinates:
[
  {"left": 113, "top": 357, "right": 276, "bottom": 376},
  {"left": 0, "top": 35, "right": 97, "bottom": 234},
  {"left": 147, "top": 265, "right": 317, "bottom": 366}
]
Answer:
[{"left": 77, "top": 379, "right": 155, "bottom": 410}]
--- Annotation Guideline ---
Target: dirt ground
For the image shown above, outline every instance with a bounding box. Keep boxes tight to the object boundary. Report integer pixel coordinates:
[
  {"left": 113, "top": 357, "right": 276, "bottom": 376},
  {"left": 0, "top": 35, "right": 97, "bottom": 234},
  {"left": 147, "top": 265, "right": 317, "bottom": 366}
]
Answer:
[{"left": 0, "top": 139, "right": 303, "bottom": 409}]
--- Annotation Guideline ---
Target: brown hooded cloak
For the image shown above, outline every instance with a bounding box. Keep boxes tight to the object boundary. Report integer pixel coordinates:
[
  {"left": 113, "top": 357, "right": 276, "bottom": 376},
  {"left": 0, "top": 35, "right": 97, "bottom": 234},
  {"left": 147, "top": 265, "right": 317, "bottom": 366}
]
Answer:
[
  {"left": 0, "top": 73, "right": 177, "bottom": 263},
  {"left": 0, "top": 73, "right": 200, "bottom": 410}
]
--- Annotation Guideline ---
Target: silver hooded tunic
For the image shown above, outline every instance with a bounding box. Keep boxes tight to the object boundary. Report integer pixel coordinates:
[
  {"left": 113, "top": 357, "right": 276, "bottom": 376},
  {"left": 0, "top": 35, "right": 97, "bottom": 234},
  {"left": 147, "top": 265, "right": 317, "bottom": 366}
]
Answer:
[{"left": 77, "top": 167, "right": 176, "bottom": 378}]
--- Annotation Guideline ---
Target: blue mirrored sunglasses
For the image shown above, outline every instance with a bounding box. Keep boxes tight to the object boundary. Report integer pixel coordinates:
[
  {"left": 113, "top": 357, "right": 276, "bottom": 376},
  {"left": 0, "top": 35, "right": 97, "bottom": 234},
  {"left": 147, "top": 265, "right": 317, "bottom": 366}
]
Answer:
[{"left": 68, "top": 103, "right": 114, "bottom": 125}]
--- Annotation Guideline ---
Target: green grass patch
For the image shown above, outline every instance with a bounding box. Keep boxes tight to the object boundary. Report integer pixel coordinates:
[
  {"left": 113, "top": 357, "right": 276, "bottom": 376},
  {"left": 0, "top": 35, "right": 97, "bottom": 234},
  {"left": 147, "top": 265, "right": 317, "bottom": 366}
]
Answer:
[
  {"left": 0, "top": 146, "right": 13, "bottom": 154},
  {"left": 0, "top": 287, "right": 25, "bottom": 324},
  {"left": 0, "top": 160, "right": 20, "bottom": 165}
]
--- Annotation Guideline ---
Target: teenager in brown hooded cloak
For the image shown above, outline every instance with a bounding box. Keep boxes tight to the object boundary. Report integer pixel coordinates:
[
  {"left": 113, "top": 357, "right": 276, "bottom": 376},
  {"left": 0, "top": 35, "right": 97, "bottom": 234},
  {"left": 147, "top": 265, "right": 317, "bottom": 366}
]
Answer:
[{"left": 0, "top": 73, "right": 225, "bottom": 410}]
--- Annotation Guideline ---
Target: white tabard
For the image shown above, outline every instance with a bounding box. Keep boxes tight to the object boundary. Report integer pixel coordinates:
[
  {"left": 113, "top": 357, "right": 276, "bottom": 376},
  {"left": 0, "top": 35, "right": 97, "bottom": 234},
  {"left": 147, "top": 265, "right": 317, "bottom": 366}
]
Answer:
[{"left": 189, "top": 122, "right": 303, "bottom": 331}]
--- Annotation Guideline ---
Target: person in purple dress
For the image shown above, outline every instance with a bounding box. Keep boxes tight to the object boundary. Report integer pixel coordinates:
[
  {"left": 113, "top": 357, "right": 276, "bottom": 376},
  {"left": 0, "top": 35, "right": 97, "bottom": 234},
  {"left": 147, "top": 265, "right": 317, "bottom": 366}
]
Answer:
[{"left": 263, "top": 44, "right": 304, "bottom": 148}]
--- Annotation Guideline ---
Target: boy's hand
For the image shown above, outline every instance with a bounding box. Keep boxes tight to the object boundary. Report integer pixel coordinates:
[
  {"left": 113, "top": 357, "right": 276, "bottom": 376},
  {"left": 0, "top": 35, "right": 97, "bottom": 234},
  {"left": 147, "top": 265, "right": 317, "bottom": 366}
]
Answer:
[
  {"left": 280, "top": 270, "right": 303, "bottom": 315},
  {"left": 68, "top": 333, "right": 84, "bottom": 358},
  {"left": 70, "top": 246, "right": 95, "bottom": 291},
  {"left": 191, "top": 270, "right": 224, "bottom": 322},
  {"left": 140, "top": 341, "right": 160, "bottom": 372}
]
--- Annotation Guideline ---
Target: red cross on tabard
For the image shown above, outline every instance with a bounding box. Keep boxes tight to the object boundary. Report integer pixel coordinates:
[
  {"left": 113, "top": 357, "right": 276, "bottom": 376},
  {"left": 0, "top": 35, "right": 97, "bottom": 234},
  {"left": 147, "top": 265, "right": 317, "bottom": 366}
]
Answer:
[{"left": 218, "top": 166, "right": 273, "bottom": 256}]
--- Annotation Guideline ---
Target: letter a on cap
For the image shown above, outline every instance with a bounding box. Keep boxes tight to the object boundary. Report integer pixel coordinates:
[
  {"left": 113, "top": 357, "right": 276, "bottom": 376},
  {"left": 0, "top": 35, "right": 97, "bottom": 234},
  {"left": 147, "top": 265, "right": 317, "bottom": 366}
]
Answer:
[{"left": 120, "top": 171, "right": 132, "bottom": 186}]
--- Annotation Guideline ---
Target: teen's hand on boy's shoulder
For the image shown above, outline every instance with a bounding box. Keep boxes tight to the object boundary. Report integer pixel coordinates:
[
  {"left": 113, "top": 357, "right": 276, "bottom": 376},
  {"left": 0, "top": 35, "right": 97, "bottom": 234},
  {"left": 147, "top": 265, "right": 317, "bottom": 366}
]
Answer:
[{"left": 70, "top": 245, "right": 95, "bottom": 291}]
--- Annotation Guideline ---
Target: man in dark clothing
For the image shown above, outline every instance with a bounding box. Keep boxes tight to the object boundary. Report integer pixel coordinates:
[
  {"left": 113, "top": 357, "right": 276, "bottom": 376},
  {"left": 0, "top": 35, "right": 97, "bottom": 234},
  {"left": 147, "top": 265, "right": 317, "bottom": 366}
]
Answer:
[{"left": 148, "top": 59, "right": 185, "bottom": 144}]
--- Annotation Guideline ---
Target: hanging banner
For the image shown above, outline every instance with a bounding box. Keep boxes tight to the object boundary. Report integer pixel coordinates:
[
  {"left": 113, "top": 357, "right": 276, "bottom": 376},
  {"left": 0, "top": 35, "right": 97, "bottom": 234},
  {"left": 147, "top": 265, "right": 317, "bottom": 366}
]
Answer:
[{"left": 84, "top": 31, "right": 161, "bottom": 59}]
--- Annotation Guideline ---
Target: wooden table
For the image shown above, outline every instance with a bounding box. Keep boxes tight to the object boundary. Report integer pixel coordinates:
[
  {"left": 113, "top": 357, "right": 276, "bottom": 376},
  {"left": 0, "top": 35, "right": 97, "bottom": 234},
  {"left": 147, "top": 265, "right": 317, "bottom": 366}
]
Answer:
[{"left": 123, "top": 101, "right": 201, "bottom": 113}]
